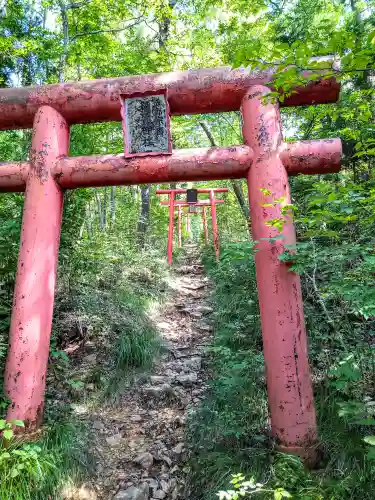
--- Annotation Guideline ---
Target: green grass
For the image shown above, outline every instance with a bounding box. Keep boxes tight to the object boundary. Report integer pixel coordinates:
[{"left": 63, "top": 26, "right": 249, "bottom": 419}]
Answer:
[
  {"left": 114, "top": 292, "right": 160, "bottom": 371},
  {"left": 100, "top": 291, "right": 161, "bottom": 398},
  {"left": 186, "top": 242, "right": 375, "bottom": 500},
  {"left": 0, "top": 420, "right": 92, "bottom": 500}
]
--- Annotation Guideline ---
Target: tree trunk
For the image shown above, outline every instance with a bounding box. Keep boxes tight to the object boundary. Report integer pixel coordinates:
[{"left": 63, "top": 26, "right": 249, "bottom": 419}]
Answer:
[
  {"left": 58, "top": 1, "right": 69, "bottom": 83},
  {"left": 138, "top": 185, "right": 151, "bottom": 247},
  {"left": 199, "top": 120, "right": 250, "bottom": 222},
  {"left": 85, "top": 202, "right": 93, "bottom": 238},
  {"left": 103, "top": 187, "right": 107, "bottom": 229},
  {"left": 94, "top": 190, "right": 105, "bottom": 231},
  {"left": 231, "top": 179, "right": 250, "bottom": 219},
  {"left": 159, "top": 0, "right": 177, "bottom": 48},
  {"left": 110, "top": 186, "right": 116, "bottom": 226}
]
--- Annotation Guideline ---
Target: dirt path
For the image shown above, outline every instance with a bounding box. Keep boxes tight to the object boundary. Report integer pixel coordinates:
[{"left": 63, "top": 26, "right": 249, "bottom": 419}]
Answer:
[{"left": 77, "top": 246, "right": 213, "bottom": 500}]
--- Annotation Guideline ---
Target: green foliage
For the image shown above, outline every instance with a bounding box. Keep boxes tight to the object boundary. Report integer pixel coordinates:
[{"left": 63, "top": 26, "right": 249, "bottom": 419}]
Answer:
[
  {"left": 218, "top": 473, "right": 291, "bottom": 499},
  {"left": 187, "top": 243, "right": 268, "bottom": 499},
  {"left": 0, "top": 420, "right": 91, "bottom": 500},
  {"left": 115, "top": 293, "right": 160, "bottom": 371},
  {"left": 1, "top": 0, "right": 375, "bottom": 498},
  {"left": 189, "top": 238, "right": 375, "bottom": 499},
  {"left": 0, "top": 419, "right": 24, "bottom": 441}
]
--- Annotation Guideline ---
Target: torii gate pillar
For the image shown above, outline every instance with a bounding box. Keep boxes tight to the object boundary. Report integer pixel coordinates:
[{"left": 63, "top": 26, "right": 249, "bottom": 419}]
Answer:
[
  {"left": 4, "top": 106, "right": 69, "bottom": 428},
  {"left": 242, "top": 87, "right": 316, "bottom": 459}
]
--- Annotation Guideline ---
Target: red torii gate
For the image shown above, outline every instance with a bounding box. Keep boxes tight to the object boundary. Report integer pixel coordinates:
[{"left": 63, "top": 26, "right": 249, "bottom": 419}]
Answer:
[
  {"left": 0, "top": 64, "right": 342, "bottom": 460},
  {"left": 157, "top": 188, "right": 228, "bottom": 263},
  {"left": 163, "top": 203, "right": 224, "bottom": 251}
]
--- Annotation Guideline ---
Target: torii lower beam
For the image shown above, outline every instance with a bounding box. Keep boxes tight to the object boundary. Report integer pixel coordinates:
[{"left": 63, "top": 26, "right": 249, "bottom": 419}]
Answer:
[{"left": 0, "top": 141, "right": 340, "bottom": 192}]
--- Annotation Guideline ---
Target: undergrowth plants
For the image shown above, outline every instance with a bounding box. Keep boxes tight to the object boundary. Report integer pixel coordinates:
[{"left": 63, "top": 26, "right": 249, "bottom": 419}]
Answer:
[
  {"left": 188, "top": 240, "right": 375, "bottom": 500},
  {"left": 0, "top": 420, "right": 91, "bottom": 500},
  {"left": 0, "top": 194, "right": 169, "bottom": 497}
]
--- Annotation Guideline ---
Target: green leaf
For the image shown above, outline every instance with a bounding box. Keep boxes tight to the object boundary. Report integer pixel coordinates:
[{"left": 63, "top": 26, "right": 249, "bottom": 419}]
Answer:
[
  {"left": 3, "top": 429, "right": 13, "bottom": 440},
  {"left": 355, "top": 419, "right": 375, "bottom": 425},
  {"left": 10, "top": 468, "right": 19, "bottom": 478},
  {"left": 274, "top": 489, "right": 292, "bottom": 500},
  {"left": 364, "top": 436, "right": 375, "bottom": 446},
  {"left": 12, "top": 419, "right": 25, "bottom": 427}
]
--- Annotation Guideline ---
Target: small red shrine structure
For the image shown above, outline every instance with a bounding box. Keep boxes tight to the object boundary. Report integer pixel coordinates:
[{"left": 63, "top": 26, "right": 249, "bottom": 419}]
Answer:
[{"left": 0, "top": 62, "right": 342, "bottom": 460}]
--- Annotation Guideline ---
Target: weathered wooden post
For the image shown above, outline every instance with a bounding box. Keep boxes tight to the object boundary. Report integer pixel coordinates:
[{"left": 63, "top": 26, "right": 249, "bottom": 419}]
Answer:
[
  {"left": 168, "top": 191, "right": 176, "bottom": 265},
  {"left": 209, "top": 190, "right": 219, "bottom": 260}
]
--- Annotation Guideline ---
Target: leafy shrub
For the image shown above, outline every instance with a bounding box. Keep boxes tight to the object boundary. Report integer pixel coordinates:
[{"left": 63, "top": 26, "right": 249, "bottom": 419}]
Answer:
[
  {"left": 0, "top": 420, "right": 91, "bottom": 500},
  {"left": 188, "top": 237, "right": 375, "bottom": 500}
]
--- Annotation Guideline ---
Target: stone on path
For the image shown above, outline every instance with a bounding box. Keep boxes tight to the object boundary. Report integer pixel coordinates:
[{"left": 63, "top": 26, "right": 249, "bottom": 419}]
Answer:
[
  {"left": 113, "top": 484, "right": 149, "bottom": 500},
  {"left": 133, "top": 452, "right": 154, "bottom": 470},
  {"left": 153, "top": 490, "right": 167, "bottom": 499},
  {"left": 93, "top": 420, "right": 104, "bottom": 430},
  {"left": 106, "top": 433, "right": 123, "bottom": 447},
  {"left": 176, "top": 373, "right": 198, "bottom": 386}
]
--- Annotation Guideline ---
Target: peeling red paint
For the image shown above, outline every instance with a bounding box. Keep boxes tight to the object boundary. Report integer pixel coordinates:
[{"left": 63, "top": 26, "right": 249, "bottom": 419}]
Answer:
[
  {"left": 0, "top": 162, "right": 29, "bottom": 191},
  {"left": 280, "top": 139, "right": 342, "bottom": 175},
  {"left": 4, "top": 106, "right": 69, "bottom": 429},
  {"left": 54, "top": 147, "right": 252, "bottom": 188},
  {"left": 0, "top": 142, "right": 341, "bottom": 192},
  {"left": 0, "top": 64, "right": 340, "bottom": 130},
  {"left": 242, "top": 85, "right": 317, "bottom": 460}
]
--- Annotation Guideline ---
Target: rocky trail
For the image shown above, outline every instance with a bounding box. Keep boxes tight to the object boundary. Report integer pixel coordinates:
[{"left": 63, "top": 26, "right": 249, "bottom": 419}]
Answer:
[{"left": 73, "top": 246, "right": 213, "bottom": 500}]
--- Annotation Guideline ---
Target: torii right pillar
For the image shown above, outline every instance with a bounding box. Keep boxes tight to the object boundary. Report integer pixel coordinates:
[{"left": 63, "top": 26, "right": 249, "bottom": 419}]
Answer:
[{"left": 242, "top": 86, "right": 341, "bottom": 463}]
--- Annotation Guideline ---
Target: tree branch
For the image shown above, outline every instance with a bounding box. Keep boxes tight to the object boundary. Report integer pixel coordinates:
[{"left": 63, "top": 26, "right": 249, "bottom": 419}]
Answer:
[
  {"left": 199, "top": 120, "right": 216, "bottom": 147},
  {"left": 66, "top": 1, "right": 91, "bottom": 9},
  {"left": 70, "top": 18, "right": 144, "bottom": 40}
]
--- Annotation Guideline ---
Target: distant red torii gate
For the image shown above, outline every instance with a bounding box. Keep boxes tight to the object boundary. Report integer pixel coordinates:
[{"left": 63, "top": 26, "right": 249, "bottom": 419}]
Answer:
[
  {"left": 0, "top": 63, "right": 342, "bottom": 461},
  {"left": 157, "top": 188, "right": 228, "bottom": 263},
  {"left": 162, "top": 203, "right": 223, "bottom": 251}
]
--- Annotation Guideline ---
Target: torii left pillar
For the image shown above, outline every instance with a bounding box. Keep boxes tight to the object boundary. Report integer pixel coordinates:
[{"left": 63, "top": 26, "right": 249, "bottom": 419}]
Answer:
[{"left": 4, "top": 106, "right": 69, "bottom": 428}]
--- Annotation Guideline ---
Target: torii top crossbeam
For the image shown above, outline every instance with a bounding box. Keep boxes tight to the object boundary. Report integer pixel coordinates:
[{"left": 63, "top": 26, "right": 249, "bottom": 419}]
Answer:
[{"left": 0, "top": 60, "right": 339, "bottom": 130}]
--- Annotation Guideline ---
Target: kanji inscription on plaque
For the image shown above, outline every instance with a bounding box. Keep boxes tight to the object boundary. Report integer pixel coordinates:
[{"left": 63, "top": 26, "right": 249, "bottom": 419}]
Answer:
[
  {"left": 186, "top": 188, "right": 198, "bottom": 204},
  {"left": 121, "top": 90, "right": 172, "bottom": 157}
]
